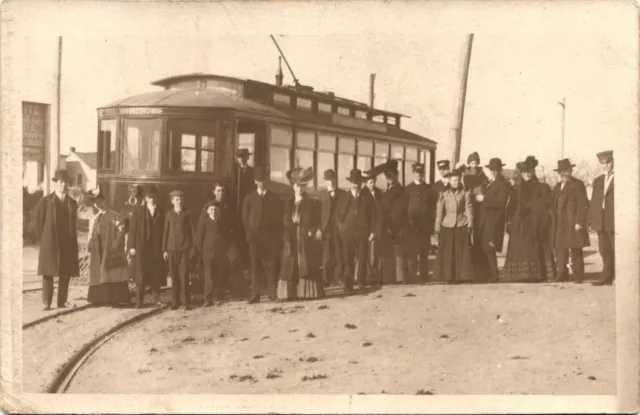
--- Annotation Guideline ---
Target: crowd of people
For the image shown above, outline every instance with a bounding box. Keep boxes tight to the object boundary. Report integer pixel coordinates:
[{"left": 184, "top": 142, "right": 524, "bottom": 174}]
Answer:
[{"left": 31, "top": 148, "right": 615, "bottom": 312}]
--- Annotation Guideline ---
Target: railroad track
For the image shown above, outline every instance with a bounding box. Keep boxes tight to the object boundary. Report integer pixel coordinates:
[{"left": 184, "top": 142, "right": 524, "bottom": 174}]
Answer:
[{"left": 47, "top": 304, "right": 169, "bottom": 393}]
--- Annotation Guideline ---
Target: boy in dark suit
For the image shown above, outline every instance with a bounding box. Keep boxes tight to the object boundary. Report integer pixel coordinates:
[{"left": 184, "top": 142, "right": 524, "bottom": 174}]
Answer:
[
  {"left": 588, "top": 150, "right": 615, "bottom": 286},
  {"left": 162, "top": 190, "right": 196, "bottom": 310},
  {"left": 196, "top": 201, "right": 231, "bottom": 306},
  {"left": 242, "top": 166, "right": 282, "bottom": 303}
]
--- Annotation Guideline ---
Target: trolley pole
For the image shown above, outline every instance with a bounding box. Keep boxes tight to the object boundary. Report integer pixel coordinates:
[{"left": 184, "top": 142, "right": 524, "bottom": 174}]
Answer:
[
  {"left": 451, "top": 34, "right": 474, "bottom": 167},
  {"left": 558, "top": 96, "right": 566, "bottom": 159}
]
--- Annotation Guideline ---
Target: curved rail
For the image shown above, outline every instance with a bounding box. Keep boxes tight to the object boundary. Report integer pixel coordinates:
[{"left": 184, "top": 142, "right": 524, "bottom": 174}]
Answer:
[
  {"left": 22, "top": 304, "right": 96, "bottom": 330},
  {"left": 48, "top": 304, "right": 169, "bottom": 393}
]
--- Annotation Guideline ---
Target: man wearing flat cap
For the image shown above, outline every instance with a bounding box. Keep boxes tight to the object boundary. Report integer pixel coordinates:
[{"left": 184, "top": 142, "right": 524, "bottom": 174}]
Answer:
[
  {"left": 373, "top": 160, "right": 410, "bottom": 284},
  {"left": 336, "top": 169, "right": 376, "bottom": 292},
  {"left": 127, "top": 185, "right": 167, "bottom": 307},
  {"left": 316, "top": 169, "right": 346, "bottom": 287},
  {"left": 472, "top": 158, "right": 511, "bottom": 282},
  {"left": 588, "top": 150, "right": 615, "bottom": 286},
  {"left": 32, "top": 169, "right": 80, "bottom": 310},
  {"left": 550, "top": 158, "right": 590, "bottom": 283},
  {"left": 404, "top": 163, "right": 436, "bottom": 283}
]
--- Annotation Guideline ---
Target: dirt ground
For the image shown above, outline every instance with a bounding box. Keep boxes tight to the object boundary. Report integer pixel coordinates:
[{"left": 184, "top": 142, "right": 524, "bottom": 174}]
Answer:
[{"left": 65, "top": 281, "right": 615, "bottom": 395}]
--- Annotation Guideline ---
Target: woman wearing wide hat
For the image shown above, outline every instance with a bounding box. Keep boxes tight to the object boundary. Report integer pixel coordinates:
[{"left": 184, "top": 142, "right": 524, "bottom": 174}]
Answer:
[
  {"left": 502, "top": 156, "right": 556, "bottom": 282},
  {"left": 434, "top": 167, "right": 475, "bottom": 283},
  {"left": 86, "top": 185, "right": 132, "bottom": 306},
  {"left": 278, "top": 167, "right": 323, "bottom": 300}
]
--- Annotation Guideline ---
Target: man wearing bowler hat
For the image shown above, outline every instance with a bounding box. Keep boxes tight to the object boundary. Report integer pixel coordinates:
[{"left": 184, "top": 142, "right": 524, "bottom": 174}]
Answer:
[
  {"left": 336, "top": 169, "right": 376, "bottom": 292},
  {"left": 370, "top": 160, "right": 410, "bottom": 284},
  {"left": 316, "top": 169, "right": 346, "bottom": 286},
  {"left": 242, "top": 166, "right": 282, "bottom": 303},
  {"left": 405, "top": 162, "right": 436, "bottom": 283},
  {"left": 473, "top": 158, "right": 511, "bottom": 282},
  {"left": 361, "top": 170, "right": 383, "bottom": 284},
  {"left": 588, "top": 150, "right": 615, "bottom": 286},
  {"left": 550, "top": 158, "right": 590, "bottom": 283},
  {"left": 32, "top": 169, "right": 80, "bottom": 310}
]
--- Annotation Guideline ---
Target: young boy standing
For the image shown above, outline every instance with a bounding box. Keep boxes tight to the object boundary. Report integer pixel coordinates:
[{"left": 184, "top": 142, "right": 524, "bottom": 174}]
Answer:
[
  {"left": 196, "top": 201, "right": 231, "bottom": 307},
  {"left": 162, "top": 190, "right": 196, "bottom": 310}
]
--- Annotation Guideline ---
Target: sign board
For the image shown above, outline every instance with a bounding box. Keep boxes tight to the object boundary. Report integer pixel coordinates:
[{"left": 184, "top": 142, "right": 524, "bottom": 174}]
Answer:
[{"left": 22, "top": 102, "right": 47, "bottom": 162}]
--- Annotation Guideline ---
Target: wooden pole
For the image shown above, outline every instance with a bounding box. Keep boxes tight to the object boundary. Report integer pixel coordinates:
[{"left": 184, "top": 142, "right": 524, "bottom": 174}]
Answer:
[
  {"left": 451, "top": 34, "right": 474, "bottom": 167},
  {"left": 558, "top": 96, "right": 566, "bottom": 159},
  {"left": 369, "top": 73, "right": 376, "bottom": 108},
  {"left": 55, "top": 36, "right": 62, "bottom": 169}
]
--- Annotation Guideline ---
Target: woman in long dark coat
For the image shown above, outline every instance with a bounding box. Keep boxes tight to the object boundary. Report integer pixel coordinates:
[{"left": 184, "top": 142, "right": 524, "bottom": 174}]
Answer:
[
  {"left": 502, "top": 157, "right": 556, "bottom": 282},
  {"left": 127, "top": 185, "right": 167, "bottom": 307},
  {"left": 87, "top": 188, "right": 131, "bottom": 306},
  {"left": 278, "top": 167, "right": 323, "bottom": 301},
  {"left": 434, "top": 168, "right": 475, "bottom": 283}
]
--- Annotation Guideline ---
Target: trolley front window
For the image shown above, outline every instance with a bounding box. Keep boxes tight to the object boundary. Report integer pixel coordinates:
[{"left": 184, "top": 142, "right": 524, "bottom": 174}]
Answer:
[
  {"left": 121, "top": 118, "right": 161, "bottom": 173},
  {"left": 98, "top": 119, "right": 117, "bottom": 170},
  {"left": 269, "top": 126, "right": 293, "bottom": 184}
]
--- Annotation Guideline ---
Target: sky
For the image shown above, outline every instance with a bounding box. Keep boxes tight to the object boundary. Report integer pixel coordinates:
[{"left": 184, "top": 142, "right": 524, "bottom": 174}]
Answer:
[{"left": 5, "top": 1, "right": 637, "bottom": 172}]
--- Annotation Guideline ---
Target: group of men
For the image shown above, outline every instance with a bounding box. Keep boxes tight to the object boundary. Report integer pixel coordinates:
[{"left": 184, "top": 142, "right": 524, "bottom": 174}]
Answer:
[{"left": 30, "top": 146, "right": 615, "bottom": 311}]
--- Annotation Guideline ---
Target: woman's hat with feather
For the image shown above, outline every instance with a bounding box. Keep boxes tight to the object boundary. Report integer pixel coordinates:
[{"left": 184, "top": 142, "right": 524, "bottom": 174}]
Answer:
[{"left": 286, "top": 166, "right": 314, "bottom": 186}]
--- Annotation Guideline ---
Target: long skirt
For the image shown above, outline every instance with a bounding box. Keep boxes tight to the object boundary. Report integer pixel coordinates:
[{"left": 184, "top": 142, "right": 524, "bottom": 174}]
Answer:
[
  {"left": 435, "top": 227, "right": 475, "bottom": 283},
  {"left": 277, "top": 228, "right": 324, "bottom": 301},
  {"left": 502, "top": 218, "right": 555, "bottom": 282}
]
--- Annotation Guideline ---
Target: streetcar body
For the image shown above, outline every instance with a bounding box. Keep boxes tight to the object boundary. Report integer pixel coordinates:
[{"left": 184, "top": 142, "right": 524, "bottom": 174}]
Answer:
[{"left": 96, "top": 73, "right": 437, "bottom": 213}]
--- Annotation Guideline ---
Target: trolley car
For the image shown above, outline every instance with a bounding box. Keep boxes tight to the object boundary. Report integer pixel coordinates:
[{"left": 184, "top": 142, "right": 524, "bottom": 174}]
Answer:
[{"left": 96, "top": 72, "right": 437, "bottom": 213}]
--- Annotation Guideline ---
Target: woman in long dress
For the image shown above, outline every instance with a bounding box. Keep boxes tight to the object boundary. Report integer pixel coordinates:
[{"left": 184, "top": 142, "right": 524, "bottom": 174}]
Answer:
[
  {"left": 434, "top": 168, "right": 475, "bottom": 283},
  {"left": 87, "top": 187, "right": 132, "bottom": 306},
  {"left": 278, "top": 167, "right": 324, "bottom": 301},
  {"left": 502, "top": 156, "right": 556, "bottom": 282}
]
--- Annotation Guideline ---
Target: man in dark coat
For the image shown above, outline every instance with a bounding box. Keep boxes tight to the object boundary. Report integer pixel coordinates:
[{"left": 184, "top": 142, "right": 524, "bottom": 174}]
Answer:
[
  {"left": 316, "top": 169, "right": 346, "bottom": 286},
  {"left": 242, "top": 166, "right": 282, "bottom": 303},
  {"left": 196, "top": 200, "right": 232, "bottom": 306},
  {"left": 550, "top": 159, "right": 590, "bottom": 283},
  {"left": 588, "top": 150, "right": 615, "bottom": 286},
  {"left": 231, "top": 148, "right": 256, "bottom": 274},
  {"left": 361, "top": 171, "right": 383, "bottom": 283},
  {"left": 405, "top": 163, "right": 436, "bottom": 283},
  {"left": 32, "top": 169, "right": 80, "bottom": 310},
  {"left": 127, "top": 184, "right": 166, "bottom": 308},
  {"left": 473, "top": 158, "right": 511, "bottom": 282},
  {"left": 432, "top": 160, "right": 451, "bottom": 196},
  {"left": 337, "top": 169, "right": 376, "bottom": 292},
  {"left": 372, "top": 160, "right": 410, "bottom": 284},
  {"left": 199, "top": 180, "right": 243, "bottom": 297}
]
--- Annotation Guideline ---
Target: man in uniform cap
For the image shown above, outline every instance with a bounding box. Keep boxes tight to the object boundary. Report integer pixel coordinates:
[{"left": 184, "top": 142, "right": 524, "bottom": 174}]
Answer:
[
  {"left": 32, "top": 169, "right": 80, "bottom": 310},
  {"left": 550, "top": 158, "right": 590, "bottom": 283},
  {"left": 588, "top": 150, "right": 615, "bottom": 286},
  {"left": 404, "top": 163, "right": 436, "bottom": 283},
  {"left": 373, "top": 160, "right": 410, "bottom": 284},
  {"left": 316, "top": 169, "right": 346, "bottom": 286},
  {"left": 242, "top": 166, "right": 283, "bottom": 303},
  {"left": 433, "top": 160, "right": 451, "bottom": 196},
  {"left": 472, "top": 158, "right": 511, "bottom": 282}
]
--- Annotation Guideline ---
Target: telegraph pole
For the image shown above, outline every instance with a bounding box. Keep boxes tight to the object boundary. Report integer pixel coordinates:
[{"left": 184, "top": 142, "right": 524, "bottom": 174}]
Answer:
[
  {"left": 451, "top": 34, "right": 474, "bottom": 166},
  {"left": 55, "top": 36, "right": 62, "bottom": 170},
  {"left": 558, "top": 96, "right": 566, "bottom": 159}
]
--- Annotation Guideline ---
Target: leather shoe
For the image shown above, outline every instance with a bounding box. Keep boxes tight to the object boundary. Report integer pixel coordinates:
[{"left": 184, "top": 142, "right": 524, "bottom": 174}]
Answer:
[{"left": 592, "top": 281, "right": 612, "bottom": 286}]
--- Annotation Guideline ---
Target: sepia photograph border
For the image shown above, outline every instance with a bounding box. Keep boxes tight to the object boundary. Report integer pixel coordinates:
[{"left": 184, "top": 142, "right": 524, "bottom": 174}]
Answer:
[{"left": 1, "top": 0, "right": 638, "bottom": 413}]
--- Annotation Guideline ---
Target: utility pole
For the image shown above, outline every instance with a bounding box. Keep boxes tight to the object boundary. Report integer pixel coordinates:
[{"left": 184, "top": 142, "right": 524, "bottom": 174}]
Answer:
[
  {"left": 55, "top": 36, "right": 62, "bottom": 170},
  {"left": 451, "top": 34, "right": 474, "bottom": 166},
  {"left": 558, "top": 96, "right": 566, "bottom": 159},
  {"left": 369, "top": 73, "right": 376, "bottom": 108}
]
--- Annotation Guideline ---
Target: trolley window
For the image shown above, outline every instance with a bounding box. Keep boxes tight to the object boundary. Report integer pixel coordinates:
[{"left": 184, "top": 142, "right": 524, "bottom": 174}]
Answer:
[
  {"left": 98, "top": 119, "right": 117, "bottom": 170},
  {"left": 374, "top": 141, "right": 389, "bottom": 189},
  {"left": 318, "top": 102, "right": 332, "bottom": 113},
  {"left": 357, "top": 139, "right": 373, "bottom": 173},
  {"left": 317, "top": 133, "right": 337, "bottom": 187},
  {"left": 273, "top": 93, "right": 292, "bottom": 106},
  {"left": 168, "top": 120, "right": 218, "bottom": 174},
  {"left": 237, "top": 133, "right": 255, "bottom": 166},
  {"left": 355, "top": 110, "right": 368, "bottom": 119},
  {"left": 122, "top": 118, "right": 162, "bottom": 174},
  {"left": 391, "top": 144, "right": 405, "bottom": 184},
  {"left": 296, "top": 97, "right": 312, "bottom": 111},
  {"left": 294, "top": 130, "right": 316, "bottom": 186},
  {"left": 338, "top": 136, "right": 356, "bottom": 189},
  {"left": 337, "top": 106, "right": 351, "bottom": 116},
  {"left": 405, "top": 145, "right": 418, "bottom": 183},
  {"left": 270, "top": 126, "right": 292, "bottom": 184}
]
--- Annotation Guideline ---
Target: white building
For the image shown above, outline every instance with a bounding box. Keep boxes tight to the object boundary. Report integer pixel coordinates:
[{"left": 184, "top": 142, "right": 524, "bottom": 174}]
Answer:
[{"left": 61, "top": 147, "right": 97, "bottom": 190}]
